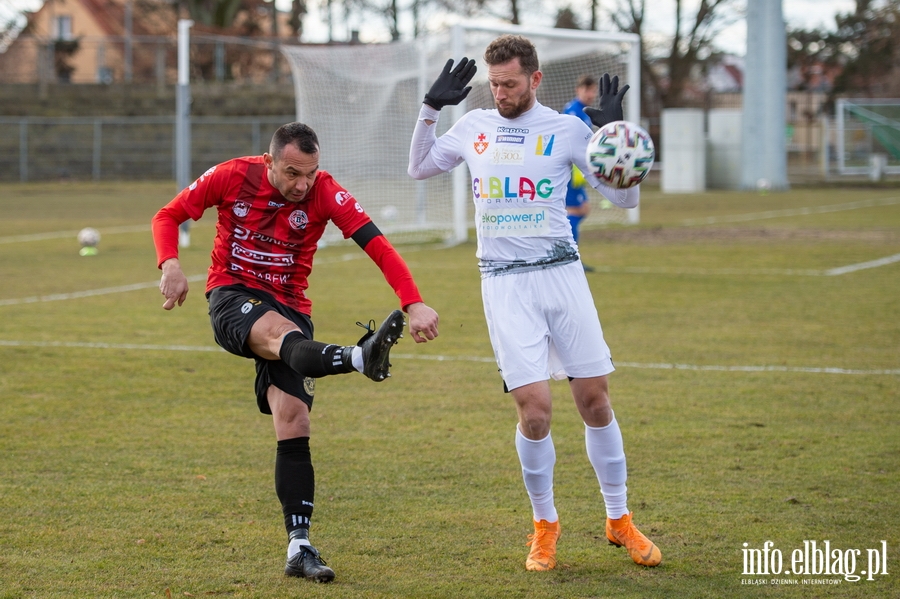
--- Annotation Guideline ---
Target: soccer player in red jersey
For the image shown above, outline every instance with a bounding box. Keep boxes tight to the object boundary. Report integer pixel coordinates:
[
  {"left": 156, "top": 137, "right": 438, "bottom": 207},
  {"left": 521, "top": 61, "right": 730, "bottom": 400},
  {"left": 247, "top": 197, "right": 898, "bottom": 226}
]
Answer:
[{"left": 152, "top": 122, "right": 439, "bottom": 583}]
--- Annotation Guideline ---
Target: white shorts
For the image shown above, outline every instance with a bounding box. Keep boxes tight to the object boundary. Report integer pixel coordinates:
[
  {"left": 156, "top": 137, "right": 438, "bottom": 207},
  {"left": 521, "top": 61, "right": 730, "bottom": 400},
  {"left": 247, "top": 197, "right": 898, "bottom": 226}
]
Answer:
[{"left": 481, "top": 261, "right": 614, "bottom": 391}]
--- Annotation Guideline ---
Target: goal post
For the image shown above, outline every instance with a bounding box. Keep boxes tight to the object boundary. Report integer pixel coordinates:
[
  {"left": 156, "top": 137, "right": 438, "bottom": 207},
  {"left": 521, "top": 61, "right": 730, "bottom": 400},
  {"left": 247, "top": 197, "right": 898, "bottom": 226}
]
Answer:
[
  {"left": 281, "top": 24, "right": 641, "bottom": 246},
  {"left": 835, "top": 98, "right": 900, "bottom": 176}
]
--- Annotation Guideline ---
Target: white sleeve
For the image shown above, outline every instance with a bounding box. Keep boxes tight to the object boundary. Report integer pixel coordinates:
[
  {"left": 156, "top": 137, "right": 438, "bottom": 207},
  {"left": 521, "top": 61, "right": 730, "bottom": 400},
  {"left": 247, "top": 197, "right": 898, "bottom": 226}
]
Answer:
[
  {"left": 590, "top": 180, "right": 640, "bottom": 209},
  {"left": 407, "top": 104, "right": 465, "bottom": 180}
]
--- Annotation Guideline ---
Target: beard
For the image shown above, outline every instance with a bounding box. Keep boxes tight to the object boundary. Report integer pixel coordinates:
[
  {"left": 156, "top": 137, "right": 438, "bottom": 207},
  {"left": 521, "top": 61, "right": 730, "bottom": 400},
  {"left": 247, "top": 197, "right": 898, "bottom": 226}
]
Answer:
[{"left": 496, "top": 94, "right": 533, "bottom": 120}]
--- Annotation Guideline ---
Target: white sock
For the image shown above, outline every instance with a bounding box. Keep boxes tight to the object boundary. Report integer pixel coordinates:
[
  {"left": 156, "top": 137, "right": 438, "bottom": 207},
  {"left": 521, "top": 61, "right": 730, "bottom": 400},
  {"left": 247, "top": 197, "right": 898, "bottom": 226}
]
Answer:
[
  {"left": 585, "top": 416, "right": 629, "bottom": 520},
  {"left": 351, "top": 346, "right": 363, "bottom": 372},
  {"left": 515, "top": 426, "right": 558, "bottom": 523},
  {"left": 287, "top": 536, "right": 311, "bottom": 558}
]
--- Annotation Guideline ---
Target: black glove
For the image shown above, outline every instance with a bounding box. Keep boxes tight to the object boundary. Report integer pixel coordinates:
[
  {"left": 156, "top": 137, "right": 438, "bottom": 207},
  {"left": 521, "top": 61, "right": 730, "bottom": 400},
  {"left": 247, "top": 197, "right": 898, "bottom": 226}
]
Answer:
[
  {"left": 584, "top": 72, "right": 630, "bottom": 129},
  {"left": 424, "top": 57, "right": 477, "bottom": 110}
]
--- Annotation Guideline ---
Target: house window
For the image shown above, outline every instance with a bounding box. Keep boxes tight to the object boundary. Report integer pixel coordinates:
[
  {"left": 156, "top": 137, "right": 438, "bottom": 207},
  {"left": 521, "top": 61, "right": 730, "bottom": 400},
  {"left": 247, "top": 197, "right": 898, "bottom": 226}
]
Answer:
[{"left": 55, "top": 15, "right": 73, "bottom": 40}]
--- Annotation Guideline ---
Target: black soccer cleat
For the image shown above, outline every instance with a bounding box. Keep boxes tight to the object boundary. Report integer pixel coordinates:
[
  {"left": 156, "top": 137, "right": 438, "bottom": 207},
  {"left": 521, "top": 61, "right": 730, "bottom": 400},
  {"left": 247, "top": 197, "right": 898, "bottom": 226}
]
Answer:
[
  {"left": 357, "top": 309, "right": 405, "bottom": 382},
  {"left": 284, "top": 544, "right": 335, "bottom": 583}
]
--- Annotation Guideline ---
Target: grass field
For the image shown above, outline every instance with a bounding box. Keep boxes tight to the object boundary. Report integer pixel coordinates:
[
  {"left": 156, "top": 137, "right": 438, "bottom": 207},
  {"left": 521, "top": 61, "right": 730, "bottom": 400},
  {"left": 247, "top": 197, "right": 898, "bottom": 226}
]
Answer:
[{"left": 1, "top": 181, "right": 898, "bottom": 598}]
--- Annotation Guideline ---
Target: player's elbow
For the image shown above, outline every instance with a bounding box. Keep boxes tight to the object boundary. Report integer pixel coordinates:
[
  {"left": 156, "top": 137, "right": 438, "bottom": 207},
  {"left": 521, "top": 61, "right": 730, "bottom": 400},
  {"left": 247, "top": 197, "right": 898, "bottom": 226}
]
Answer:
[
  {"left": 612, "top": 195, "right": 639, "bottom": 209},
  {"left": 407, "top": 164, "right": 429, "bottom": 180},
  {"left": 607, "top": 187, "right": 639, "bottom": 209}
]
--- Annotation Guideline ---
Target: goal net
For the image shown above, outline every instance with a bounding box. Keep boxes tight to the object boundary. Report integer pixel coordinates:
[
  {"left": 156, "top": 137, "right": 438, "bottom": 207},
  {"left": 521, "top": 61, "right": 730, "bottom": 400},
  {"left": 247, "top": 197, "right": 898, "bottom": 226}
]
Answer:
[
  {"left": 835, "top": 99, "right": 900, "bottom": 176},
  {"left": 281, "top": 23, "right": 641, "bottom": 246}
]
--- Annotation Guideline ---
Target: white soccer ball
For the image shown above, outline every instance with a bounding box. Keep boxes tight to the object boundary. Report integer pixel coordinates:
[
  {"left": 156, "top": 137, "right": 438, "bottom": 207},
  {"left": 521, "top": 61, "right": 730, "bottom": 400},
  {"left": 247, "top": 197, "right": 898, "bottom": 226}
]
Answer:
[
  {"left": 380, "top": 205, "right": 398, "bottom": 222},
  {"left": 77, "top": 227, "right": 101, "bottom": 248},
  {"left": 585, "top": 120, "right": 655, "bottom": 189}
]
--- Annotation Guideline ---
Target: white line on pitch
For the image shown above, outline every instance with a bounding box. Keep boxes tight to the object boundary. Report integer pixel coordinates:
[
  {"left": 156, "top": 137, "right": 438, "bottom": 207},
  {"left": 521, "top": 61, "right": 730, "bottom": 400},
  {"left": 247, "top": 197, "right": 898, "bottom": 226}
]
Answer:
[
  {"left": 0, "top": 221, "right": 218, "bottom": 244},
  {"left": 824, "top": 253, "right": 900, "bottom": 275},
  {"left": 0, "top": 339, "right": 225, "bottom": 352},
  {"left": 681, "top": 196, "right": 900, "bottom": 226},
  {"left": 612, "top": 361, "right": 900, "bottom": 376},
  {"left": 586, "top": 266, "right": 826, "bottom": 276},
  {"left": 1, "top": 340, "right": 897, "bottom": 376},
  {"left": 0, "top": 249, "right": 453, "bottom": 307},
  {"left": 4, "top": 249, "right": 897, "bottom": 308},
  {"left": 0, "top": 224, "right": 153, "bottom": 244},
  {"left": 0, "top": 275, "right": 208, "bottom": 306},
  {"left": 0, "top": 254, "right": 369, "bottom": 307}
]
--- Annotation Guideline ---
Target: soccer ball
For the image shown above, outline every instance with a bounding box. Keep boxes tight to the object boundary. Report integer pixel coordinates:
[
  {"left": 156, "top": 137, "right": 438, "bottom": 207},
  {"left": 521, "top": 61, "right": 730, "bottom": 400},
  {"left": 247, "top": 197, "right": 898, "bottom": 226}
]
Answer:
[
  {"left": 77, "top": 227, "right": 100, "bottom": 256},
  {"left": 380, "top": 205, "right": 399, "bottom": 222},
  {"left": 77, "top": 227, "right": 100, "bottom": 248},
  {"left": 585, "top": 120, "right": 655, "bottom": 189}
]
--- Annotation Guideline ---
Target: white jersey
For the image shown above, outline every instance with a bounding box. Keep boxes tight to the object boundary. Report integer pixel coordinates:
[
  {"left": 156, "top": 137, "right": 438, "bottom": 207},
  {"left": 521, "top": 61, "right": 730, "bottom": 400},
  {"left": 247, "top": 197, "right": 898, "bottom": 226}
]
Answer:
[{"left": 409, "top": 102, "right": 639, "bottom": 276}]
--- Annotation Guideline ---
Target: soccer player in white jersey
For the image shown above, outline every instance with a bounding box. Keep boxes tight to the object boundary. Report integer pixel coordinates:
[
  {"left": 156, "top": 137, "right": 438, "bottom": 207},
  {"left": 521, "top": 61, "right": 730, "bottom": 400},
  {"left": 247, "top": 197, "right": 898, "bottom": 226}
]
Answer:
[{"left": 407, "top": 34, "right": 661, "bottom": 571}]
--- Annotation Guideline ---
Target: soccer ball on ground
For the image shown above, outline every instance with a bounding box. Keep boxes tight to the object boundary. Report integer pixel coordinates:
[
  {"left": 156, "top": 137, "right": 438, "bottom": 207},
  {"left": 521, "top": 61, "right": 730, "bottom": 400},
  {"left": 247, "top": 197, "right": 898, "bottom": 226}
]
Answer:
[
  {"left": 585, "top": 120, "right": 655, "bottom": 189},
  {"left": 77, "top": 227, "right": 100, "bottom": 247},
  {"left": 77, "top": 227, "right": 100, "bottom": 256}
]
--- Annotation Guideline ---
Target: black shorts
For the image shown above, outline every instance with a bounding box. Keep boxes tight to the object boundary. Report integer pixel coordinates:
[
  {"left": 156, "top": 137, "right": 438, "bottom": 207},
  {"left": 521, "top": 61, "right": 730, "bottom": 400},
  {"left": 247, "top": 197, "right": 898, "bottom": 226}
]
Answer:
[{"left": 207, "top": 284, "right": 316, "bottom": 414}]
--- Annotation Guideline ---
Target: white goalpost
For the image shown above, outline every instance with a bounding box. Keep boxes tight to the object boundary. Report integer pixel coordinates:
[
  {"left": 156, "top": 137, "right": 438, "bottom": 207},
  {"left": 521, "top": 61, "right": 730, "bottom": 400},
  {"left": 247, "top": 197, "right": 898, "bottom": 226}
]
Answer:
[
  {"left": 281, "top": 24, "right": 641, "bottom": 246},
  {"left": 835, "top": 98, "right": 900, "bottom": 177}
]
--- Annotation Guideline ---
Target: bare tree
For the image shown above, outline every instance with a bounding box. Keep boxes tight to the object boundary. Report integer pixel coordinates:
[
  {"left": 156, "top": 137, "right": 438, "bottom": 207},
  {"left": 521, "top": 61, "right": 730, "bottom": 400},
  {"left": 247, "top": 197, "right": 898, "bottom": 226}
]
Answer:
[
  {"left": 289, "top": 0, "right": 308, "bottom": 38},
  {"left": 554, "top": 6, "right": 580, "bottom": 30},
  {"left": 609, "top": 0, "right": 741, "bottom": 114},
  {"left": 829, "top": 0, "right": 900, "bottom": 96},
  {"left": 435, "top": 0, "right": 525, "bottom": 26}
]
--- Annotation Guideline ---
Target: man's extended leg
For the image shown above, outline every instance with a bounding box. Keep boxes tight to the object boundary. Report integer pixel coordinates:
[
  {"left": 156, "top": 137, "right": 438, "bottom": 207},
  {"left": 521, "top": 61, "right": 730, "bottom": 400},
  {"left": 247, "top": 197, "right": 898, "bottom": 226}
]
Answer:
[
  {"left": 571, "top": 376, "right": 661, "bottom": 567},
  {"left": 248, "top": 309, "right": 405, "bottom": 382},
  {"left": 512, "top": 381, "right": 561, "bottom": 571},
  {"left": 268, "top": 385, "right": 335, "bottom": 583}
]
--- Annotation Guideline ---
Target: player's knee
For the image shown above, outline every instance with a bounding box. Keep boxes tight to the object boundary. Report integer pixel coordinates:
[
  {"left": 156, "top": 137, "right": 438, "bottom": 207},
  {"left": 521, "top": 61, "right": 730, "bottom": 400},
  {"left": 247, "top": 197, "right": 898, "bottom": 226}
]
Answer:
[
  {"left": 269, "top": 387, "right": 311, "bottom": 435},
  {"left": 249, "top": 313, "right": 303, "bottom": 358},
  {"left": 518, "top": 410, "right": 551, "bottom": 439}
]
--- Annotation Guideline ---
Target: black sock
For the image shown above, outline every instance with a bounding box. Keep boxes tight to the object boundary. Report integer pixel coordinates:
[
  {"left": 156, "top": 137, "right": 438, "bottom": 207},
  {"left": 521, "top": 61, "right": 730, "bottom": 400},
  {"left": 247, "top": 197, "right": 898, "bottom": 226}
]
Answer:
[
  {"left": 276, "top": 436, "right": 316, "bottom": 537},
  {"left": 279, "top": 331, "right": 354, "bottom": 377}
]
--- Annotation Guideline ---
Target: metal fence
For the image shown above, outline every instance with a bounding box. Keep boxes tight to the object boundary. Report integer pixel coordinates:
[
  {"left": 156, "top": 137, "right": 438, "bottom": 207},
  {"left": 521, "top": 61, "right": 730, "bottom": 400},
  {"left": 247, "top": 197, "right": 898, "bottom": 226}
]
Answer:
[
  {"left": 0, "top": 34, "right": 294, "bottom": 86},
  {"left": 0, "top": 115, "right": 294, "bottom": 182},
  {"left": 1, "top": 114, "right": 894, "bottom": 185}
]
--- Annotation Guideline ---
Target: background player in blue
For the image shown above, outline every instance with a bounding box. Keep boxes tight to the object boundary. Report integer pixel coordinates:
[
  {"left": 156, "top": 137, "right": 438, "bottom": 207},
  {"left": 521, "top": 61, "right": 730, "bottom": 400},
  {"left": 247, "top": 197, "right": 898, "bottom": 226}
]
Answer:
[{"left": 563, "top": 75, "right": 597, "bottom": 271}]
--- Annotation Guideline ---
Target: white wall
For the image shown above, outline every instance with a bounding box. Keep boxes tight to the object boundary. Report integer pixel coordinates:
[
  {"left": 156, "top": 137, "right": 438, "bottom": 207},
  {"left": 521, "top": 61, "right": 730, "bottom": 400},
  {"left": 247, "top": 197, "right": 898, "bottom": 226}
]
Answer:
[{"left": 661, "top": 108, "right": 706, "bottom": 193}]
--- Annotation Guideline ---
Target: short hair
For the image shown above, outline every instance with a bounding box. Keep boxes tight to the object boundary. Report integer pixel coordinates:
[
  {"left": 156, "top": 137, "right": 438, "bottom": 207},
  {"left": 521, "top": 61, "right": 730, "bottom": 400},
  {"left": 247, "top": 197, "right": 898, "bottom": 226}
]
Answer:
[
  {"left": 270, "top": 122, "right": 319, "bottom": 158},
  {"left": 483, "top": 34, "right": 540, "bottom": 75},
  {"left": 576, "top": 75, "right": 597, "bottom": 89}
]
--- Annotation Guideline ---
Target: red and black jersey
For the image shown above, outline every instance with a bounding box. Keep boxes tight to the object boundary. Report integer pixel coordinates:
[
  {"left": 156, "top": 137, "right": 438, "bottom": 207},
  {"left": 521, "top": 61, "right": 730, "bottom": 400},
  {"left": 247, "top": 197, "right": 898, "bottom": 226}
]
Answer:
[{"left": 152, "top": 155, "right": 422, "bottom": 315}]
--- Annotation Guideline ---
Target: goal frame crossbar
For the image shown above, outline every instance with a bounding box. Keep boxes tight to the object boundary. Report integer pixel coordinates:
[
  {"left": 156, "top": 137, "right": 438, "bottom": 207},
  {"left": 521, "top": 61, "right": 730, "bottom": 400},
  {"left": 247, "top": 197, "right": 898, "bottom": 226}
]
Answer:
[{"left": 282, "top": 23, "right": 641, "bottom": 246}]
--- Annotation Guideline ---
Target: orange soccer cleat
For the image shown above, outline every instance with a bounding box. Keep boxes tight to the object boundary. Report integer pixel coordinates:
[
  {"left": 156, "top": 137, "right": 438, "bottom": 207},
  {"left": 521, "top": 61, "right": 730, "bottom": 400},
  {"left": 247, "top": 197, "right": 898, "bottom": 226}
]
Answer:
[
  {"left": 606, "top": 512, "right": 661, "bottom": 567},
  {"left": 525, "top": 519, "right": 561, "bottom": 571}
]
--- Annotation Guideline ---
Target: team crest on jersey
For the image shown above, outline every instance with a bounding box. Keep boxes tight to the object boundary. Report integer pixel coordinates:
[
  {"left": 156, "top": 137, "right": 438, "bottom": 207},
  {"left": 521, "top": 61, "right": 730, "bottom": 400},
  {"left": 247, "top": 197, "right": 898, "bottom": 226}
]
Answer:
[
  {"left": 535, "top": 134, "right": 555, "bottom": 156},
  {"left": 335, "top": 190, "right": 354, "bottom": 206},
  {"left": 288, "top": 209, "right": 308, "bottom": 230},
  {"left": 233, "top": 201, "right": 251, "bottom": 217},
  {"left": 473, "top": 132, "right": 490, "bottom": 155},
  {"left": 304, "top": 377, "right": 315, "bottom": 397}
]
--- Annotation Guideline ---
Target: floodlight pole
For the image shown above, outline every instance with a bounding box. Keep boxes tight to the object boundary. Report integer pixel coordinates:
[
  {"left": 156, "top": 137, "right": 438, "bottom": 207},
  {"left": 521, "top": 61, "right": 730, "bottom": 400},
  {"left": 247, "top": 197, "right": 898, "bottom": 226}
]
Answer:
[
  {"left": 741, "top": 0, "right": 789, "bottom": 190},
  {"left": 176, "top": 19, "right": 193, "bottom": 248}
]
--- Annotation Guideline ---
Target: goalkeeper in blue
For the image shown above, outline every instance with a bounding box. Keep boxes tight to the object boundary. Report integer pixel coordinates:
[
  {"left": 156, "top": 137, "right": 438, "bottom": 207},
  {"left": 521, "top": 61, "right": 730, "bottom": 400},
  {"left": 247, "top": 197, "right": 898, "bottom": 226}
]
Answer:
[{"left": 407, "top": 34, "right": 660, "bottom": 572}]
